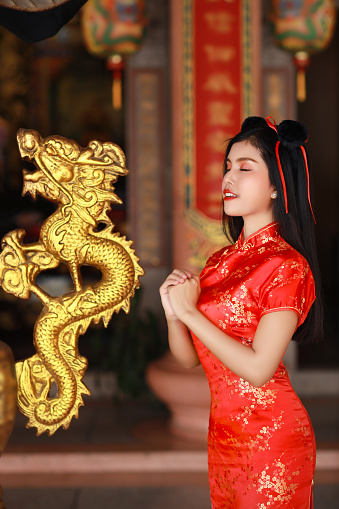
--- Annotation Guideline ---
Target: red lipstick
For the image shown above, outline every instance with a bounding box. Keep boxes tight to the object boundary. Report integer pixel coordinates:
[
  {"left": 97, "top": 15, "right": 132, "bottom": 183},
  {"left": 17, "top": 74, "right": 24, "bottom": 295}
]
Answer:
[{"left": 223, "top": 188, "right": 238, "bottom": 200}]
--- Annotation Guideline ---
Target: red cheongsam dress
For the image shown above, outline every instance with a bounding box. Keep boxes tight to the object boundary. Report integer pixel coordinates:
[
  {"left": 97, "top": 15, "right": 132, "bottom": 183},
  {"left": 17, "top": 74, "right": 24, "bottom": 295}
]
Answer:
[{"left": 191, "top": 222, "right": 316, "bottom": 509}]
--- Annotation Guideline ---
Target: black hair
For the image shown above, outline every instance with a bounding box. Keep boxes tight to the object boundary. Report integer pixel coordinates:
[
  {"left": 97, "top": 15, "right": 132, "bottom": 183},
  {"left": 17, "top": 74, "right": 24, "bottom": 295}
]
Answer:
[{"left": 222, "top": 116, "right": 323, "bottom": 344}]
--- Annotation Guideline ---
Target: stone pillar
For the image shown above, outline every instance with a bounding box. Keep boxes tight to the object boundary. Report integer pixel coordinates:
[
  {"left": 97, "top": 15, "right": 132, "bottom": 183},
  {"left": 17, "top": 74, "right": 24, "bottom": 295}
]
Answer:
[
  {"left": 261, "top": 22, "right": 296, "bottom": 123},
  {"left": 125, "top": 0, "right": 171, "bottom": 317}
]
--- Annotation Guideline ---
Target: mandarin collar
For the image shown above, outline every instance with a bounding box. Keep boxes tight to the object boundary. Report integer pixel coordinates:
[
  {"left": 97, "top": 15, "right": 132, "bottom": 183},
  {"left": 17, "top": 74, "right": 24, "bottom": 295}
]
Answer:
[{"left": 235, "top": 222, "right": 281, "bottom": 250}]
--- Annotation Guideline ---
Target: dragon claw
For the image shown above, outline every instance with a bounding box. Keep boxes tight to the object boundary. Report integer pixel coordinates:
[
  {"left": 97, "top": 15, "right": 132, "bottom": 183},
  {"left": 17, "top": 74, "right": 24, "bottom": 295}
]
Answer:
[{"left": 1, "top": 229, "right": 26, "bottom": 256}]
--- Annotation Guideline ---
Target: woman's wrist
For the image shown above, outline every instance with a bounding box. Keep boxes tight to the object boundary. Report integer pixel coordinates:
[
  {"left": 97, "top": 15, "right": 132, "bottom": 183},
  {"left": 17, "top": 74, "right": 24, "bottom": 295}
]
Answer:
[
  {"left": 177, "top": 307, "right": 200, "bottom": 326},
  {"left": 166, "top": 314, "right": 180, "bottom": 322}
]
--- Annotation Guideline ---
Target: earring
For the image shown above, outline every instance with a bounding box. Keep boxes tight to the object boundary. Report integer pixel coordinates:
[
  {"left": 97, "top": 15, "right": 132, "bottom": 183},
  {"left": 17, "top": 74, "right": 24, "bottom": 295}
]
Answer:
[{"left": 271, "top": 191, "right": 277, "bottom": 199}]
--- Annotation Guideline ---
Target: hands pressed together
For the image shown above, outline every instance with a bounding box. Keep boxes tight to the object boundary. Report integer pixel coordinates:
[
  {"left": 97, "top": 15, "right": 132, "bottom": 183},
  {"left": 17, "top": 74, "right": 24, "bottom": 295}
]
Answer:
[{"left": 159, "top": 269, "right": 201, "bottom": 322}]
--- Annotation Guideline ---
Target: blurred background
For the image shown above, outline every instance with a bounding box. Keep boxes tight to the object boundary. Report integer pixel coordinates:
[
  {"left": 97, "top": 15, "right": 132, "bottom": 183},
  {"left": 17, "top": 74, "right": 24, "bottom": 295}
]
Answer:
[{"left": 0, "top": 0, "right": 338, "bottom": 508}]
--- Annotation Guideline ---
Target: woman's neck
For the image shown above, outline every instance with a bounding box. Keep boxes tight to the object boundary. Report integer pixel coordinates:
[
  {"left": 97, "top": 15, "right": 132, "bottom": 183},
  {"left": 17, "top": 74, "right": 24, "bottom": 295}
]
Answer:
[{"left": 242, "top": 213, "right": 275, "bottom": 240}]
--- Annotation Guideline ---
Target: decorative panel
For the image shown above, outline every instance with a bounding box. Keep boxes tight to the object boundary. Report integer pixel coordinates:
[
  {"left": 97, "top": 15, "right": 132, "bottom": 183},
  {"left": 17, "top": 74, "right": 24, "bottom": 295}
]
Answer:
[{"left": 127, "top": 69, "right": 167, "bottom": 268}]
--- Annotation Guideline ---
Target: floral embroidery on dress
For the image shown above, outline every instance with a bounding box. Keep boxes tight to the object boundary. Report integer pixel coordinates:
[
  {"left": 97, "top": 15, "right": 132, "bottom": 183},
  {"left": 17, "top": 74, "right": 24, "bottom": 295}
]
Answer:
[{"left": 191, "top": 222, "right": 316, "bottom": 508}]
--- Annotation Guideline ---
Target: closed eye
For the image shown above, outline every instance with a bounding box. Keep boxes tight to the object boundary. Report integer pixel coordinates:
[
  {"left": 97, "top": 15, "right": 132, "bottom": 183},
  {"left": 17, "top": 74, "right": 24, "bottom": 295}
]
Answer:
[{"left": 224, "top": 167, "right": 251, "bottom": 174}]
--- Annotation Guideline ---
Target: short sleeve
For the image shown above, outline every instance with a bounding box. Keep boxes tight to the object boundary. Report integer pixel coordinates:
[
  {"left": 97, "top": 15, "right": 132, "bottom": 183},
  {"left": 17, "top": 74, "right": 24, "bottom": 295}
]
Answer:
[{"left": 258, "top": 257, "right": 316, "bottom": 327}]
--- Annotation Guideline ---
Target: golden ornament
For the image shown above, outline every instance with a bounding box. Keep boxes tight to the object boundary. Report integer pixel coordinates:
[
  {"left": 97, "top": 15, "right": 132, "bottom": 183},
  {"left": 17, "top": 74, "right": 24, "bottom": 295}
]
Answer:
[{"left": 0, "top": 130, "right": 144, "bottom": 435}]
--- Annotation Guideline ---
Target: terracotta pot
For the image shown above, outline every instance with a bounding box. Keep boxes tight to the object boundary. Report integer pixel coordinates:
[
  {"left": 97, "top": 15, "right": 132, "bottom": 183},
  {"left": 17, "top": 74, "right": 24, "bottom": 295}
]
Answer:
[{"left": 146, "top": 351, "right": 210, "bottom": 441}]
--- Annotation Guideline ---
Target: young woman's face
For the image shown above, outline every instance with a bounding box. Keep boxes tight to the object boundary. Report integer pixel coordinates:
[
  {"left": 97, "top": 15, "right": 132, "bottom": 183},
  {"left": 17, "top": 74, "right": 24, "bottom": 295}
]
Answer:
[{"left": 222, "top": 140, "right": 276, "bottom": 222}]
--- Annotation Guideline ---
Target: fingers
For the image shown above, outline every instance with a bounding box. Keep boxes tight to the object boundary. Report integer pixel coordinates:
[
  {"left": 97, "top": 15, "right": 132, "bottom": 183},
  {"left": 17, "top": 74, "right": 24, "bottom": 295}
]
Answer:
[
  {"left": 163, "top": 269, "right": 193, "bottom": 285},
  {"left": 160, "top": 269, "right": 195, "bottom": 294},
  {"left": 171, "top": 268, "right": 193, "bottom": 282},
  {"left": 160, "top": 276, "right": 182, "bottom": 293},
  {"left": 190, "top": 274, "right": 200, "bottom": 283}
]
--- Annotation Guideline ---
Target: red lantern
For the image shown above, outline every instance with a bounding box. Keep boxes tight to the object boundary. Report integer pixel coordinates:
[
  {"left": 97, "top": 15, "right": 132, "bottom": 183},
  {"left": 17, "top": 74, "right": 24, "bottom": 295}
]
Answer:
[
  {"left": 269, "top": 0, "right": 337, "bottom": 102},
  {"left": 82, "top": 0, "right": 147, "bottom": 109}
]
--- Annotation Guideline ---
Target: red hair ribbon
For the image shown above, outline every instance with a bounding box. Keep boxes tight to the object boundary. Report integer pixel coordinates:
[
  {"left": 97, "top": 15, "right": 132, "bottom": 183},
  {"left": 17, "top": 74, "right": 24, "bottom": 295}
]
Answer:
[
  {"left": 265, "top": 116, "right": 316, "bottom": 224},
  {"left": 300, "top": 145, "right": 316, "bottom": 224},
  {"left": 266, "top": 116, "right": 288, "bottom": 214}
]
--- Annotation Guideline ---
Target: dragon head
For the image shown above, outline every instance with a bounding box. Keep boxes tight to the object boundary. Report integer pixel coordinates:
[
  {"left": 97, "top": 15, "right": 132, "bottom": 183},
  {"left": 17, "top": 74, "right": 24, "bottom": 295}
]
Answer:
[{"left": 17, "top": 129, "right": 128, "bottom": 224}]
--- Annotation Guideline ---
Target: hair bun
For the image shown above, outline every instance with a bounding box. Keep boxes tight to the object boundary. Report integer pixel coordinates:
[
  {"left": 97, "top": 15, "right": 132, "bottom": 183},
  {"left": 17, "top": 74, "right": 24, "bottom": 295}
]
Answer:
[
  {"left": 277, "top": 120, "right": 308, "bottom": 149},
  {"left": 241, "top": 116, "right": 267, "bottom": 131}
]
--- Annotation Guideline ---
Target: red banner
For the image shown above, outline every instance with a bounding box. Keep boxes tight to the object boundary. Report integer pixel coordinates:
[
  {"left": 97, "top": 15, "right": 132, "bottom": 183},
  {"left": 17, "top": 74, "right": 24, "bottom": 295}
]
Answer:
[
  {"left": 172, "top": 0, "right": 259, "bottom": 271},
  {"left": 194, "top": 0, "right": 243, "bottom": 221}
]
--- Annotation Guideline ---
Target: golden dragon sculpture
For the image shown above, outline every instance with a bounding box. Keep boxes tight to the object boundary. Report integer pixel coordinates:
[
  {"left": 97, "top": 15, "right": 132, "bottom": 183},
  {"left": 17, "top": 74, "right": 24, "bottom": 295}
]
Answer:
[{"left": 0, "top": 130, "right": 144, "bottom": 436}]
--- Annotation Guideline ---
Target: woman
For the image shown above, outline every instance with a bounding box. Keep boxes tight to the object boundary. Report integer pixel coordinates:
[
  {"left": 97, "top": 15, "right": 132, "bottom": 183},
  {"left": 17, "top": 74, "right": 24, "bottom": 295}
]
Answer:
[{"left": 159, "top": 116, "right": 323, "bottom": 508}]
